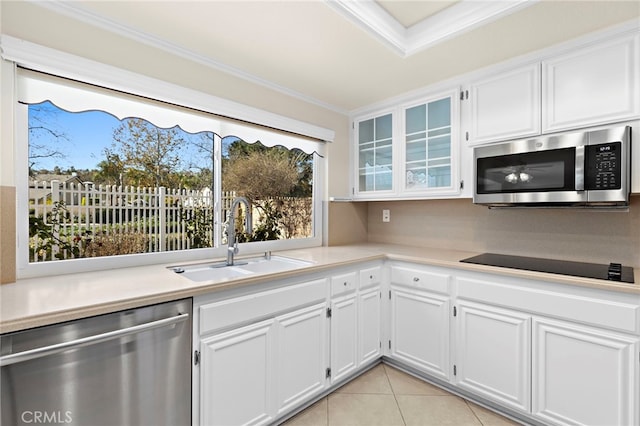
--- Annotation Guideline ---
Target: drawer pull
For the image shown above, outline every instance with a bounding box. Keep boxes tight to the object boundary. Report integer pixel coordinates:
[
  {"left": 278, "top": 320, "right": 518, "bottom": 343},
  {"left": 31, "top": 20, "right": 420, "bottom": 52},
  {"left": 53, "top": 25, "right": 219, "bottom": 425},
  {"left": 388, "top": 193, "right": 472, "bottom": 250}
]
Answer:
[
  {"left": 344, "top": 282, "right": 348, "bottom": 286},
  {"left": 369, "top": 275, "right": 374, "bottom": 279},
  {"left": 413, "top": 277, "right": 420, "bottom": 282}
]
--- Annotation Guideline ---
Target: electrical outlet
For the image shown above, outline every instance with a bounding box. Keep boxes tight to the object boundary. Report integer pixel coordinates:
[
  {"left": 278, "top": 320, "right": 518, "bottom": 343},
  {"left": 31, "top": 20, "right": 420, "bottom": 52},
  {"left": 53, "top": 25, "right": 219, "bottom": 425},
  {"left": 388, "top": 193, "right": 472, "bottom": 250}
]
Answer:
[{"left": 382, "top": 209, "right": 390, "bottom": 223}]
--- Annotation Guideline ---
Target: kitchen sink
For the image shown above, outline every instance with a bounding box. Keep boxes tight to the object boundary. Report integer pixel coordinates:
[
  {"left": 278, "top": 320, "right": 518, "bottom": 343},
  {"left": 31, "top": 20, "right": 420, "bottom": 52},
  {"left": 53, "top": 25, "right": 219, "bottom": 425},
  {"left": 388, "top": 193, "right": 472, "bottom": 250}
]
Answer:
[{"left": 169, "top": 254, "right": 313, "bottom": 282}]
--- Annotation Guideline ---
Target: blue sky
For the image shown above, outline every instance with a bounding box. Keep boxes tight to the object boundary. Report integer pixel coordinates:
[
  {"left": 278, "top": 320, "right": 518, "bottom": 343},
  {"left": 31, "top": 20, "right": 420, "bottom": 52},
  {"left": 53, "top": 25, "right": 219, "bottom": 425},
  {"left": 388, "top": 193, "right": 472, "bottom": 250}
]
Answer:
[
  {"left": 28, "top": 101, "right": 216, "bottom": 172},
  {"left": 29, "top": 101, "right": 118, "bottom": 170}
]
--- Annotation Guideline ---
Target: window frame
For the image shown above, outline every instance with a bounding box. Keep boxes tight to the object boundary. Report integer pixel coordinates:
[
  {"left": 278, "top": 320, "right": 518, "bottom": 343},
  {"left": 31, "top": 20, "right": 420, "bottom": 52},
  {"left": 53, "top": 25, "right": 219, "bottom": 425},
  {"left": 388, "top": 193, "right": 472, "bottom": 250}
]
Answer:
[{"left": 7, "top": 38, "right": 328, "bottom": 279}]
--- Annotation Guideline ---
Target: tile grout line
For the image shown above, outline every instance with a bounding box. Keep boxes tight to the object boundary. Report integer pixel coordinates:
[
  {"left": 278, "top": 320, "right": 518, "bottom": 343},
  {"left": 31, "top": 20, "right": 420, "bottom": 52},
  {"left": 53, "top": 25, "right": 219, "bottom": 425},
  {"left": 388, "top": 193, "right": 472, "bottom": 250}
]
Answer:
[
  {"left": 464, "top": 399, "right": 485, "bottom": 426},
  {"left": 325, "top": 396, "right": 329, "bottom": 426},
  {"left": 383, "top": 364, "right": 408, "bottom": 426}
]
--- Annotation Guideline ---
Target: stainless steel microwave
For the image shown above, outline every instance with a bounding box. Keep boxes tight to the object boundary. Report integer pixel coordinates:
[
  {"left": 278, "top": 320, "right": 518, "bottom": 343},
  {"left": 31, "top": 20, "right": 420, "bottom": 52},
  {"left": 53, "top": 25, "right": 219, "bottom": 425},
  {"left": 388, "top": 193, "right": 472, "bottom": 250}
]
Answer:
[{"left": 473, "top": 126, "right": 631, "bottom": 207}]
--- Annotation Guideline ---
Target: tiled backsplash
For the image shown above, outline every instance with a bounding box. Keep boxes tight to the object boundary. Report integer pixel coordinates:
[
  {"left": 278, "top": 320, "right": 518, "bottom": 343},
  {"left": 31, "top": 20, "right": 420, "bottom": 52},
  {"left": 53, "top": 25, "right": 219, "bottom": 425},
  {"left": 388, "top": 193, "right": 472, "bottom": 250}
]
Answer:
[
  {"left": 0, "top": 186, "right": 16, "bottom": 284},
  {"left": 328, "top": 201, "right": 368, "bottom": 246},
  {"left": 366, "top": 196, "right": 640, "bottom": 268}
]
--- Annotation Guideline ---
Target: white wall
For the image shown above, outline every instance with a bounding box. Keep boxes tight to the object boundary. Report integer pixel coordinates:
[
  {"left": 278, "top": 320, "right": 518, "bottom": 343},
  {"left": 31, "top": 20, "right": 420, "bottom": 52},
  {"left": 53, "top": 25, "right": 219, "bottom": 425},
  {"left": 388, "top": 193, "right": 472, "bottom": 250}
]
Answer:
[{"left": 0, "top": 1, "right": 352, "bottom": 197}]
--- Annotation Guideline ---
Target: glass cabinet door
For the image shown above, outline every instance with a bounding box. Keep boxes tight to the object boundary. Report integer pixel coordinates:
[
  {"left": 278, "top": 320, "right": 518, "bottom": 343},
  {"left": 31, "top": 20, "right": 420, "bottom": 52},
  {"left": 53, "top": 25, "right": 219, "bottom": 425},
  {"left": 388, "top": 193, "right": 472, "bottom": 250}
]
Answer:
[
  {"left": 404, "top": 97, "right": 452, "bottom": 190},
  {"left": 357, "top": 113, "right": 393, "bottom": 193}
]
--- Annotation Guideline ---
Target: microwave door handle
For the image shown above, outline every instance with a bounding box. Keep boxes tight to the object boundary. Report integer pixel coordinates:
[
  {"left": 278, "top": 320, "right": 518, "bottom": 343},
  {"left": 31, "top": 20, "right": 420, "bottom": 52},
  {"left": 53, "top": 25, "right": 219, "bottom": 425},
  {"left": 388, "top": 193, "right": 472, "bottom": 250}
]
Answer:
[{"left": 575, "top": 146, "right": 585, "bottom": 191}]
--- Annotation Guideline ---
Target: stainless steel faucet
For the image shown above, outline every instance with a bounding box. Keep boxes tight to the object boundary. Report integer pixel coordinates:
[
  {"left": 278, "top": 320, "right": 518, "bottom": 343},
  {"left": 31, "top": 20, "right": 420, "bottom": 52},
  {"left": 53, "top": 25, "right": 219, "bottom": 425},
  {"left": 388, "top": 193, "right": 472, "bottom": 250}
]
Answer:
[{"left": 226, "top": 197, "right": 252, "bottom": 266}]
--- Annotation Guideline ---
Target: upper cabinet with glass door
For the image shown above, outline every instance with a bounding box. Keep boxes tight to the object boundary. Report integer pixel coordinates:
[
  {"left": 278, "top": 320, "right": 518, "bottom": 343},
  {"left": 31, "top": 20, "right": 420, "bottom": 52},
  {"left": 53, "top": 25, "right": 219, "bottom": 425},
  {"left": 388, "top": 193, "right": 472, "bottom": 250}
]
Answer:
[
  {"left": 354, "top": 112, "right": 395, "bottom": 197},
  {"left": 402, "top": 92, "right": 459, "bottom": 195},
  {"left": 352, "top": 90, "right": 460, "bottom": 200}
]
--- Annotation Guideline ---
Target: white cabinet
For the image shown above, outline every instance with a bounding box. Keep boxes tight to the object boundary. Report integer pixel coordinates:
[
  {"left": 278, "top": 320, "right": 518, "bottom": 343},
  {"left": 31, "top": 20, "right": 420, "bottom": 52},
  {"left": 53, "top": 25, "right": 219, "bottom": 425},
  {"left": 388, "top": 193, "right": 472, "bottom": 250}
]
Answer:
[
  {"left": 200, "top": 319, "right": 275, "bottom": 426},
  {"left": 351, "top": 90, "right": 461, "bottom": 200},
  {"left": 389, "top": 265, "right": 451, "bottom": 380},
  {"left": 276, "top": 304, "right": 329, "bottom": 416},
  {"left": 401, "top": 90, "right": 460, "bottom": 196},
  {"left": 330, "top": 267, "right": 382, "bottom": 384},
  {"left": 543, "top": 34, "right": 640, "bottom": 133},
  {"left": 532, "top": 318, "right": 639, "bottom": 426},
  {"left": 468, "top": 63, "right": 541, "bottom": 144},
  {"left": 390, "top": 286, "right": 450, "bottom": 379},
  {"left": 358, "top": 266, "right": 382, "bottom": 365},
  {"left": 464, "top": 31, "right": 639, "bottom": 145},
  {"left": 194, "top": 258, "right": 640, "bottom": 425},
  {"left": 330, "top": 293, "right": 358, "bottom": 384},
  {"left": 455, "top": 300, "right": 531, "bottom": 412},
  {"left": 195, "top": 278, "right": 328, "bottom": 426},
  {"left": 354, "top": 111, "right": 395, "bottom": 196},
  {"left": 358, "top": 286, "right": 381, "bottom": 365},
  {"left": 200, "top": 303, "right": 328, "bottom": 426},
  {"left": 456, "top": 270, "right": 640, "bottom": 426}
]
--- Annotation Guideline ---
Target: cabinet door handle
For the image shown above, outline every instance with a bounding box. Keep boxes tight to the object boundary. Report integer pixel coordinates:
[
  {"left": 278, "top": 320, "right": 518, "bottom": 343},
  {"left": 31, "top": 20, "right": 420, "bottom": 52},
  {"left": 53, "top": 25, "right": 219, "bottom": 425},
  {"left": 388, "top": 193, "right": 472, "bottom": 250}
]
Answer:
[
  {"left": 344, "top": 282, "right": 348, "bottom": 286},
  {"left": 413, "top": 277, "right": 420, "bottom": 282}
]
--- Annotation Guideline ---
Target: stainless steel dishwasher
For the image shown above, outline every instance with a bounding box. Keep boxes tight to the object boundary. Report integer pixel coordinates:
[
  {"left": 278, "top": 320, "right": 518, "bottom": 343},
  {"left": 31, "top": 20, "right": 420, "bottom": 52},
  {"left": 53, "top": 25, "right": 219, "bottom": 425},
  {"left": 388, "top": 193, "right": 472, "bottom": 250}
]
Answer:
[{"left": 1, "top": 298, "right": 192, "bottom": 426}]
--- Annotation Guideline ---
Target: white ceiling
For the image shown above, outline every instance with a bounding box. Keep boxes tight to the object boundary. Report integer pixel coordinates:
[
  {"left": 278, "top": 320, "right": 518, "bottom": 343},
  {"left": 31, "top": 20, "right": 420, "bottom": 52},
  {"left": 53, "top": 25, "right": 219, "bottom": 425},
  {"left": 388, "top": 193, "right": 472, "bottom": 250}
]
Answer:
[
  {"left": 378, "top": 1, "right": 461, "bottom": 28},
  {"left": 27, "top": 1, "right": 640, "bottom": 114}
]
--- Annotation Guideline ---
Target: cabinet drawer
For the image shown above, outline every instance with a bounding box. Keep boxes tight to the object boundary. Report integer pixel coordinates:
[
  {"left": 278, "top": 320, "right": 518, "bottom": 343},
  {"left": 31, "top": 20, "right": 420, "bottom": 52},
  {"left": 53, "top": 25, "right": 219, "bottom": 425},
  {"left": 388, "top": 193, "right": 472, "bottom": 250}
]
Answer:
[
  {"left": 200, "top": 278, "right": 327, "bottom": 335},
  {"left": 391, "top": 265, "right": 450, "bottom": 294},
  {"left": 331, "top": 271, "right": 357, "bottom": 297},
  {"left": 359, "top": 266, "right": 382, "bottom": 290},
  {"left": 457, "top": 277, "right": 640, "bottom": 334}
]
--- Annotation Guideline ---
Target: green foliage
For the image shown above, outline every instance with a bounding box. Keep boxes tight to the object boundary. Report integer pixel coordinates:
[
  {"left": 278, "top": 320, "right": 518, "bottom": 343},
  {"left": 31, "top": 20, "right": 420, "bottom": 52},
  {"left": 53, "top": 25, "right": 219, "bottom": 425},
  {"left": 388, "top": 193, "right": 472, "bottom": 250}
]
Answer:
[
  {"left": 180, "top": 206, "right": 213, "bottom": 248},
  {"left": 233, "top": 201, "right": 281, "bottom": 243},
  {"left": 29, "top": 202, "right": 89, "bottom": 260},
  {"left": 250, "top": 201, "right": 282, "bottom": 241},
  {"left": 111, "top": 118, "right": 186, "bottom": 188}
]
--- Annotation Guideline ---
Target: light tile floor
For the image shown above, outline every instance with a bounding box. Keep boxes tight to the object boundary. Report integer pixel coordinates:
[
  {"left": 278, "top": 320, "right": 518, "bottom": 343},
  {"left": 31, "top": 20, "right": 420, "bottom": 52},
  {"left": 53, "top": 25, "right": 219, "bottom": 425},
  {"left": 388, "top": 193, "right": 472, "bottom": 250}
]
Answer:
[{"left": 282, "top": 363, "right": 521, "bottom": 426}]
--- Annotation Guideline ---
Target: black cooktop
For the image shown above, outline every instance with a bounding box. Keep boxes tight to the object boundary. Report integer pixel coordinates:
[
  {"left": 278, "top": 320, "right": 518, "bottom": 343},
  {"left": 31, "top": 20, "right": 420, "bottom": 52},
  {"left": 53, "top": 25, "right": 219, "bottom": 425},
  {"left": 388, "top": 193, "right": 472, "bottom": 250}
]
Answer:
[{"left": 460, "top": 253, "right": 635, "bottom": 284}]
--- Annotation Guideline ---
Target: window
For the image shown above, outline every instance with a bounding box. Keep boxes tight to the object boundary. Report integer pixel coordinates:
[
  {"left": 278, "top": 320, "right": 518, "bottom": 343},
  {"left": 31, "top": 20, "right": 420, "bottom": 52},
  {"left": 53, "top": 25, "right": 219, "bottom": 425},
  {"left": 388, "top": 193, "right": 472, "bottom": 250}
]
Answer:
[{"left": 17, "top": 69, "right": 324, "bottom": 277}]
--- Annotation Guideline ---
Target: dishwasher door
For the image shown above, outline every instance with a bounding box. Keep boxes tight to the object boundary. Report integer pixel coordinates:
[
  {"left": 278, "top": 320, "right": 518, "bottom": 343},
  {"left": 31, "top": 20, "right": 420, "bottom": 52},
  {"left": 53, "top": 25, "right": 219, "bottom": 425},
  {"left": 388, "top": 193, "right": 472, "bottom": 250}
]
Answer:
[{"left": 1, "top": 298, "right": 192, "bottom": 426}]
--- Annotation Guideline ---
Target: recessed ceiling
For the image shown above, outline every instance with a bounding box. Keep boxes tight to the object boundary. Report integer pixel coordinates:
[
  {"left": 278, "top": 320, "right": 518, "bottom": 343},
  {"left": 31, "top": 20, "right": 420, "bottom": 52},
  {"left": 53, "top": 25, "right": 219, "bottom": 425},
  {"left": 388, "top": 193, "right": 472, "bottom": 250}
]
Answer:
[
  {"left": 325, "top": 0, "right": 538, "bottom": 57},
  {"left": 377, "top": 0, "right": 461, "bottom": 28},
  {"left": 7, "top": 0, "right": 639, "bottom": 114}
]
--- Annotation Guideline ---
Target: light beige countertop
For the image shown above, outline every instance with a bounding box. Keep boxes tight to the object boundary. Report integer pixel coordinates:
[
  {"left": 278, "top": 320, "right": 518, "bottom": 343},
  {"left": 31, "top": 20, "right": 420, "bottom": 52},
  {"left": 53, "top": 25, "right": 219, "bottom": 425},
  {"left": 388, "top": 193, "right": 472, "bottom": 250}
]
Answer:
[{"left": 2, "top": 243, "right": 639, "bottom": 334}]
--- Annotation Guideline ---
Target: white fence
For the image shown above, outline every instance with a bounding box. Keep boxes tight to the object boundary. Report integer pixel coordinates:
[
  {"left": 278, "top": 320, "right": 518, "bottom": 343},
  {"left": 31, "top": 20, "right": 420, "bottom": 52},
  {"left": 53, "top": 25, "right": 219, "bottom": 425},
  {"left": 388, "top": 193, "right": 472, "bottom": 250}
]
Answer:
[
  {"left": 29, "top": 180, "right": 224, "bottom": 262},
  {"left": 29, "top": 180, "right": 312, "bottom": 262}
]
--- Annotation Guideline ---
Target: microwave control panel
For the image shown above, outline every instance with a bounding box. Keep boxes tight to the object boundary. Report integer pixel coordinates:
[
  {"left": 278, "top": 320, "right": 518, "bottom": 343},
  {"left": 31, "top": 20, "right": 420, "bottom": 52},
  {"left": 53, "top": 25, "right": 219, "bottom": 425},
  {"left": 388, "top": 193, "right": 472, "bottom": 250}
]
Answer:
[{"left": 585, "top": 142, "right": 622, "bottom": 190}]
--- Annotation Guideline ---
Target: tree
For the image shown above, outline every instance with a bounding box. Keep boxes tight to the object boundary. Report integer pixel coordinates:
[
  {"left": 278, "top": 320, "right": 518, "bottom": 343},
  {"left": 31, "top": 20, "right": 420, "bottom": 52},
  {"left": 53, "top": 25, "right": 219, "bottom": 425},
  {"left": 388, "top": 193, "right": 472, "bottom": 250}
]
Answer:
[
  {"left": 223, "top": 148, "right": 299, "bottom": 202},
  {"left": 223, "top": 139, "right": 313, "bottom": 198},
  {"left": 27, "top": 103, "right": 70, "bottom": 175},
  {"left": 111, "top": 118, "right": 185, "bottom": 187},
  {"left": 222, "top": 139, "right": 314, "bottom": 241},
  {"left": 93, "top": 149, "right": 125, "bottom": 186}
]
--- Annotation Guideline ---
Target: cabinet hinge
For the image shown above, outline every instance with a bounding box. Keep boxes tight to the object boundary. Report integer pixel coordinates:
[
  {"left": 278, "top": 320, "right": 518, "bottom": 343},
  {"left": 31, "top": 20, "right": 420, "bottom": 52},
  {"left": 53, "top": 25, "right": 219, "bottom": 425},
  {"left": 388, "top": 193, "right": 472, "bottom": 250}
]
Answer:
[
  {"left": 453, "top": 365, "right": 457, "bottom": 376},
  {"left": 459, "top": 180, "right": 464, "bottom": 190},
  {"left": 460, "top": 90, "right": 468, "bottom": 100},
  {"left": 326, "top": 307, "right": 332, "bottom": 318},
  {"left": 453, "top": 306, "right": 457, "bottom": 317},
  {"left": 194, "top": 350, "right": 200, "bottom": 366},
  {"left": 389, "top": 290, "right": 391, "bottom": 300},
  {"left": 465, "top": 131, "right": 469, "bottom": 141},
  {"left": 326, "top": 367, "right": 332, "bottom": 378},
  {"left": 389, "top": 340, "right": 391, "bottom": 350}
]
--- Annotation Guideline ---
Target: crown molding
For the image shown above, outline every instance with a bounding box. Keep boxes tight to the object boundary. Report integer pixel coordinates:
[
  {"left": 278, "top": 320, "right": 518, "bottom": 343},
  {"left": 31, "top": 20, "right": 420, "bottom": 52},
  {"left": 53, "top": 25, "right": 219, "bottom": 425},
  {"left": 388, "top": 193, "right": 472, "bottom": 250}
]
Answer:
[
  {"left": 1, "top": 35, "right": 336, "bottom": 142},
  {"left": 327, "top": 0, "right": 538, "bottom": 58},
  {"left": 23, "top": 0, "right": 348, "bottom": 115}
]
